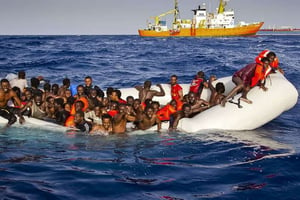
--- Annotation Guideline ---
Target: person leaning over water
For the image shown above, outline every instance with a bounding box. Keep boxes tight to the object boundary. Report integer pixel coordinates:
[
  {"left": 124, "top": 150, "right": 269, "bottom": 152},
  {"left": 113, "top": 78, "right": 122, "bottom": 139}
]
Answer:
[
  {"left": 0, "top": 79, "right": 25, "bottom": 127},
  {"left": 221, "top": 57, "right": 270, "bottom": 107}
]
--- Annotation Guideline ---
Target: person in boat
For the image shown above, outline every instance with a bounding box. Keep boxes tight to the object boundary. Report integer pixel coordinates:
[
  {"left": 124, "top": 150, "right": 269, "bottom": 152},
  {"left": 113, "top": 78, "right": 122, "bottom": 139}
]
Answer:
[
  {"left": 9, "top": 70, "right": 28, "bottom": 94},
  {"left": 85, "top": 105, "right": 104, "bottom": 125},
  {"left": 255, "top": 50, "right": 283, "bottom": 74},
  {"left": 74, "top": 110, "right": 92, "bottom": 134},
  {"left": 58, "top": 78, "right": 71, "bottom": 98},
  {"left": 189, "top": 71, "right": 208, "bottom": 99},
  {"left": 137, "top": 106, "right": 161, "bottom": 132},
  {"left": 156, "top": 99, "right": 178, "bottom": 121},
  {"left": 0, "top": 79, "right": 25, "bottom": 127},
  {"left": 90, "top": 113, "right": 113, "bottom": 135},
  {"left": 45, "top": 96, "right": 56, "bottom": 119},
  {"left": 83, "top": 76, "right": 104, "bottom": 100},
  {"left": 187, "top": 92, "right": 210, "bottom": 116},
  {"left": 170, "top": 75, "right": 183, "bottom": 102},
  {"left": 110, "top": 89, "right": 127, "bottom": 104},
  {"left": 126, "top": 96, "right": 134, "bottom": 106},
  {"left": 208, "top": 75, "right": 226, "bottom": 106},
  {"left": 29, "top": 77, "right": 43, "bottom": 97},
  {"left": 54, "top": 98, "right": 70, "bottom": 126},
  {"left": 169, "top": 103, "right": 192, "bottom": 131},
  {"left": 23, "top": 94, "right": 46, "bottom": 120},
  {"left": 112, "top": 103, "right": 136, "bottom": 134},
  {"left": 135, "top": 80, "right": 165, "bottom": 103},
  {"left": 87, "top": 88, "right": 103, "bottom": 110},
  {"left": 221, "top": 57, "right": 271, "bottom": 107}
]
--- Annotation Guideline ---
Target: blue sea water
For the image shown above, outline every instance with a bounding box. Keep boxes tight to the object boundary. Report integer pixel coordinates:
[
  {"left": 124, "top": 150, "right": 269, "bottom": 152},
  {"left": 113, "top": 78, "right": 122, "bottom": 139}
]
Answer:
[{"left": 0, "top": 35, "right": 299, "bottom": 199}]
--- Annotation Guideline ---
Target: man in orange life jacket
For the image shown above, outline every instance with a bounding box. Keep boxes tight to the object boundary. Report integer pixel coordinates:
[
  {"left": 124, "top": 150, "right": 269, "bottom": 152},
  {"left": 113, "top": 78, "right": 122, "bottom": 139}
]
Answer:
[
  {"left": 221, "top": 57, "right": 270, "bottom": 107},
  {"left": 255, "top": 50, "right": 284, "bottom": 74}
]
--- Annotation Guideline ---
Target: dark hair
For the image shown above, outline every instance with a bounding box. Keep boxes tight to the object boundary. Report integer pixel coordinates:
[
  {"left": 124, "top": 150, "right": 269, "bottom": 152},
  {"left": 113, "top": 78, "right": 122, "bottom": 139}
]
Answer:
[
  {"left": 216, "top": 82, "right": 225, "bottom": 93},
  {"left": 30, "top": 77, "right": 40, "bottom": 88},
  {"left": 43, "top": 82, "right": 51, "bottom": 92},
  {"left": 115, "top": 89, "right": 122, "bottom": 98},
  {"left": 144, "top": 80, "right": 152, "bottom": 88},
  {"left": 1, "top": 79, "right": 9, "bottom": 84},
  {"left": 76, "top": 110, "right": 85, "bottom": 117},
  {"left": 171, "top": 74, "right": 178, "bottom": 79},
  {"left": 106, "top": 87, "right": 114, "bottom": 97},
  {"left": 182, "top": 103, "right": 191, "bottom": 110},
  {"left": 85, "top": 76, "right": 92, "bottom": 80},
  {"left": 261, "top": 57, "right": 270, "bottom": 63},
  {"left": 18, "top": 71, "right": 26, "bottom": 79},
  {"left": 267, "top": 51, "right": 276, "bottom": 58},
  {"left": 54, "top": 98, "right": 64, "bottom": 107},
  {"left": 63, "top": 78, "right": 70, "bottom": 86},
  {"left": 197, "top": 71, "right": 204, "bottom": 78},
  {"left": 102, "top": 113, "right": 112, "bottom": 121},
  {"left": 75, "top": 100, "right": 85, "bottom": 108},
  {"left": 12, "top": 86, "right": 21, "bottom": 98}
]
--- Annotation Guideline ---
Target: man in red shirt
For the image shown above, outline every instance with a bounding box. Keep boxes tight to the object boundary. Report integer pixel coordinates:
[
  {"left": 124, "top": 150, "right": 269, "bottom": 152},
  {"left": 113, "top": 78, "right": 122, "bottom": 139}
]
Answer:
[{"left": 170, "top": 75, "right": 183, "bottom": 102}]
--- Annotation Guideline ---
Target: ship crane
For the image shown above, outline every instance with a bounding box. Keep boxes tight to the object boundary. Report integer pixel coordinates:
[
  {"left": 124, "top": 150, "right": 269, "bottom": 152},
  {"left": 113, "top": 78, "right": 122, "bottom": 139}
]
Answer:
[{"left": 151, "top": 0, "right": 179, "bottom": 26}]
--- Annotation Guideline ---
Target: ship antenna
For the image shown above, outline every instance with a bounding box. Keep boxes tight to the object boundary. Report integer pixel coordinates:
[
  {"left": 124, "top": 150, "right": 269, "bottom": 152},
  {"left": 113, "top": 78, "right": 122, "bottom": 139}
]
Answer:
[
  {"left": 174, "top": 0, "right": 180, "bottom": 23},
  {"left": 217, "top": 0, "right": 228, "bottom": 14}
]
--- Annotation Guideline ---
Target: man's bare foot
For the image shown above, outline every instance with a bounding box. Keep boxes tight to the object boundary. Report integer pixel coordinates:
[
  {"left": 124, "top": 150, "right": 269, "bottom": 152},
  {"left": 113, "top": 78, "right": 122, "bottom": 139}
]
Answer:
[
  {"left": 240, "top": 97, "right": 253, "bottom": 104},
  {"left": 19, "top": 116, "right": 25, "bottom": 124}
]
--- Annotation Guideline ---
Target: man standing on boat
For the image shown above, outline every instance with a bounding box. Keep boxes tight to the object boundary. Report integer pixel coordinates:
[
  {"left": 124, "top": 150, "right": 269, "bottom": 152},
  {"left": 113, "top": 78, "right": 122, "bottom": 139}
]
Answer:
[
  {"left": 0, "top": 79, "right": 25, "bottom": 127},
  {"left": 135, "top": 80, "right": 165, "bottom": 103}
]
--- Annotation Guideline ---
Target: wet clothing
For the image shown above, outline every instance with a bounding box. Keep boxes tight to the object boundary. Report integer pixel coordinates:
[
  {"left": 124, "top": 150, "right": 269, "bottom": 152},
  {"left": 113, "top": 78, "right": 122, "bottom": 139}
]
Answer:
[
  {"left": 171, "top": 84, "right": 182, "bottom": 101},
  {"left": 0, "top": 106, "right": 20, "bottom": 126},
  {"left": 55, "top": 110, "right": 70, "bottom": 126},
  {"left": 31, "top": 101, "right": 46, "bottom": 119},
  {"left": 233, "top": 63, "right": 257, "bottom": 86},
  {"left": 75, "top": 120, "right": 92, "bottom": 133},
  {"left": 251, "top": 63, "right": 272, "bottom": 87}
]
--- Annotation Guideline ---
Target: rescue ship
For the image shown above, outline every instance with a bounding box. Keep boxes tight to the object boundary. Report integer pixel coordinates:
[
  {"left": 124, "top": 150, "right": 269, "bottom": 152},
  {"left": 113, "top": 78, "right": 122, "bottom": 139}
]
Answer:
[{"left": 138, "top": 0, "right": 264, "bottom": 37}]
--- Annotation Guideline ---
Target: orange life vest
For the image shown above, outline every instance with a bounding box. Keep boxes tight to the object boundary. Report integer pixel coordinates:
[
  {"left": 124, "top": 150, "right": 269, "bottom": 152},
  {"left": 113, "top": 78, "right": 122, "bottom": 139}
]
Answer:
[
  {"left": 255, "top": 50, "right": 279, "bottom": 68},
  {"left": 156, "top": 104, "right": 177, "bottom": 121}
]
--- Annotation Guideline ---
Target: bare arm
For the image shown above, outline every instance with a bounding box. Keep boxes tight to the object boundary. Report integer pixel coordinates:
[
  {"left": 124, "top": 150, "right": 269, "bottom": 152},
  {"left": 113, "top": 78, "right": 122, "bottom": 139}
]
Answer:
[{"left": 154, "top": 84, "right": 165, "bottom": 97}]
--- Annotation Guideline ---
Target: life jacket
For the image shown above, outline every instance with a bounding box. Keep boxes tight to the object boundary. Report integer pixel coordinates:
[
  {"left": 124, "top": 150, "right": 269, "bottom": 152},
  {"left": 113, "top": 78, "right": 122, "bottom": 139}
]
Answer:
[
  {"left": 65, "top": 115, "right": 75, "bottom": 127},
  {"left": 189, "top": 77, "right": 204, "bottom": 95},
  {"left": 156, "top": 104, "right": 177, "bottom": 121},
  {"left": 255, "top": 50, "right": 279, "bottom": 68},
  {"left": 251, "top": 63, "right": 272, "bottom": 87},
  {"left": 65, "top": 97, "right": 89, "bottom": 127}
]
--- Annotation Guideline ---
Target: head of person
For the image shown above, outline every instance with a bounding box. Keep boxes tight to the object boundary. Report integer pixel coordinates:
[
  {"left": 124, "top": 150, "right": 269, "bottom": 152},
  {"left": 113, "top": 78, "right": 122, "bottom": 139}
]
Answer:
[
  {"left": 261, "top": 57, "right": 270, "bottom": 68},
  {"left": 187, "top": 92, "right": 196, "bottom": 105},
  {"left": 106, "top": 87, "right": 114, "bottom": 98},
  {"left": 110, "top": 101, "right": 119, "bottom": 111},
  {"left": 64, "top": 102, "right": 72, "bottom": 112},
  {"left": 170, "top": 75, "right": 178, "bottom": 85},
  {"left": 24, "top": 89, "right": 33, "bottom": 101},
  {"left": 74, "top": 110, "right": 85, "bottom": 124},
  {"left": 144, "top": 98, "right": 153, "bottom": 107},
  {"left": 110, "top": 90, "right": 119, "bottom": 101},
  {"left": 84, "top": 76, "right": 93, "bottom": 87},
  {"left": 65, "top": 89, "right": 72, "bottom": 98},
  {"left": 119, "top": 104, "right": 126, "bottom": 113},
  {"left": 266, "top": 52, "right": 276, "bottom": 63},
  {"left": 12, "top": 86, "right": 21, "bottom": 99},
  {"left": 54, "top": 98, "right": 64, "bottom": 109},
  {"left": 75, "top": 100, "right": 85, "bottom": 112},
  {"left": 43, "top": 82, "right": 51, "bottom": 92},
  {"left": 102, "top": 113, "right": 112, "bottom": 130},
  {"left": 102, "top": 97, "right": 109, "bottom": 107},
  {"left": 89, "top": 88, "right": 98, "bottom": 98},
  {"left": 33, "top": 94, "right": 43, "bottom": 106},
  {"left": 151, "top": 101, "right": 160, "bottom": 112},
  {"left": 170, "top": 99, "right": 177, "bottom": 110},
  {"left": 76, "top": 85, "right": 85, "bottom": 96},
  {"left": 94, "top": 105, "right": 101, "bottom": 117},
  {"left": 52, "top": 84, "right": 59, "bottom": 95},
  {"left": 145, "top": 106, "right": 155, "bottom": 119},
  {"left": 30, "top": 77, "right": 40, "bottom": 89},
  {"left": 144, "top": 80, "right": 152, "bottom": 89},
  {"left": 18, "top": 71, "right": 26, "bottom": 79},
  {"left": 182, "top": 103, "right": 192, "bottom": 117},
  {"left": 133, "top": 99, "right": 141, "bottom": 110},
  {"left": 126, "top": 96, "right": 134, "bottom": 106},
  {"left": 197, "top": 71, "right": 205, "bottom": 78},
  {"left": 63, "top": 78, "right": 70, "bottom": 88},
  {"left": 216, "top": 82, "right": 225, "bottom": 94},
  {"left": 1, "top": 79, "right": 10, "bottom": 93}
]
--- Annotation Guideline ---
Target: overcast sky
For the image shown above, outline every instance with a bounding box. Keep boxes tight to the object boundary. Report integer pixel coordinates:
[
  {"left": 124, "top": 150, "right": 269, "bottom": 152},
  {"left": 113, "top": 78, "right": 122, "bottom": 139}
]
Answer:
[{"left": 0, "top": 0, "right": 299, "bottom": 35}]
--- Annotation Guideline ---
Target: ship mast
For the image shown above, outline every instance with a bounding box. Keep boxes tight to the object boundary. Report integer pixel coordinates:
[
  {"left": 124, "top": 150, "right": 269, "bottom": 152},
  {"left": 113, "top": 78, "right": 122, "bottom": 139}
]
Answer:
[
  {"left": 173, "top": 0, "right": 180, "bottom": 23},
  {"left": 217, "top": 0, "right": 227, "bottom": 14}
]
